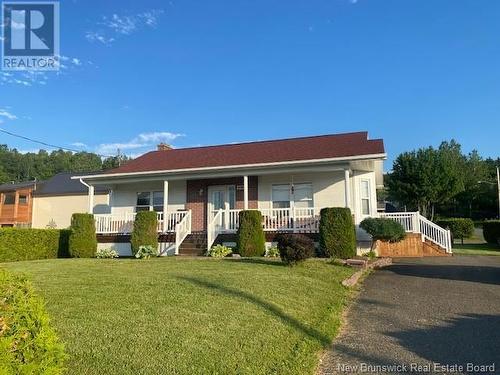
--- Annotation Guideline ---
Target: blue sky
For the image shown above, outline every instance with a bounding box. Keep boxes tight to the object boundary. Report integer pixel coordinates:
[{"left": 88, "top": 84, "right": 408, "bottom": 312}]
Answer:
[{"left": 1, "top": 0, "right": 499, "bottom": 170}]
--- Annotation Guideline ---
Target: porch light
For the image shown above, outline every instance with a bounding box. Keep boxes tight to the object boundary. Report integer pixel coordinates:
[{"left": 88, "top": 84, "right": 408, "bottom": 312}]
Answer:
[{"left": 199, "top": 188, "right": 204, "bottom": 196}]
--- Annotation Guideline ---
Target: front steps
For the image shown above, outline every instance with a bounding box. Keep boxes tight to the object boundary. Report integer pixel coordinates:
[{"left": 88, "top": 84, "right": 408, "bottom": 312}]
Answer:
[{"left": 178, "top": 233, "right": 207, "bottom": 256}]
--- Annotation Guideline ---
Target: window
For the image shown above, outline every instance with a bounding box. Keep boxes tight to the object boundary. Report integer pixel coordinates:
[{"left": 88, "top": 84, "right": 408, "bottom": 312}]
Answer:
[
  {"left": 293, "top": 183, "right": 313, "bottom": 208},
  {"left": 272, "top": 183, "right": 313, "bottom": 209},
  {"left": 19, "top": 195, "right": 28, "bottom": 204},
  {"left": 3, "top": 193, "right": 15, "bottom": 205},
  {"left": 152, "top": 191, "right": 164, "bottom": 212},
  {"left": 136, "top": 191, "right": 165, "bottom": 212},
  {"left": 227, "top": 186, "right": 236, "bottom": 209},
  {"left": 136, "top": 192, "right": 151, "bottom": 212},
  {"left": 360, "top": 180, "right": 371, "bottom": 215},
  {"left": 272, "top": 184, "right": 290, "bottom": 209}
]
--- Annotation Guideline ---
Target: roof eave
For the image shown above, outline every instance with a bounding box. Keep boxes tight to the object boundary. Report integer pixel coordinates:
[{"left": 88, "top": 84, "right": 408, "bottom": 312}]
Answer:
[{"left": 73, "top": 153, "right": 387, "bottom": 181}]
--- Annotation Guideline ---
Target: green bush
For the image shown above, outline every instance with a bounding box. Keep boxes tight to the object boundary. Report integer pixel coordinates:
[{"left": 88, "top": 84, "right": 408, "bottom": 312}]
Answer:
[
  {"left": 135, "top": 245, "right": 158, "bottom": 259},
  {"left": 130, "top": 211, "right": 158, "bottom": 256},
  {"left": 482, "top": 221, "right": 500, "bottom": 245},
  {"left": 69, "top": 213, "right": 97, "bottom": 258},
  {"left": 0, "top": 270, "right": 67, "bottom": 374},
  {"left": 276, "top": 234, "right": 315, "bottom": 265},
  {"left": 0, "top": 228, "right": 70, "bottom": 262},
  {"left": 207, "top": 244, "right": 233, "bottom": 258},
  {"left": 360, "top": 218, "right": 406, "bottom": 243},
  {"left": 436, "top": 218, "right": 474, "bottom": 244},
  {"left": 96, "top": 248, "right": 119, "bottom": 259},
  {"left": 265, "top": 246, "right": 280, "bottom": 258},
  {"left": 237, "top": 210, "right": 265, "bottom": 257},
  {"left": 319, "top": 207, "right": 356, "bottom": 259}
]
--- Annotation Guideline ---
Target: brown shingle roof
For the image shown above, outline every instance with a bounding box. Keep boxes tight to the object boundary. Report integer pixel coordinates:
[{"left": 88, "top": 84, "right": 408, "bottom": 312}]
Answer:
[{"left": 106, "top": 132, "right": 385, "bottom": 174}]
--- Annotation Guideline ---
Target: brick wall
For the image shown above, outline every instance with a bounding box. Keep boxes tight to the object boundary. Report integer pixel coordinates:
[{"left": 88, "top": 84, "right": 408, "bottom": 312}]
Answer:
[{"left": 186, "top": 176, "right": 258, "bottom": 231}]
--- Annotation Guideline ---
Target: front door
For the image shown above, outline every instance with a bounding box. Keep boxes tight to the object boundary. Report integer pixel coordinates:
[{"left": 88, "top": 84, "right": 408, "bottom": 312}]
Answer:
[{"left": 208, "top": 185, "right": 236, "bottom": 231}]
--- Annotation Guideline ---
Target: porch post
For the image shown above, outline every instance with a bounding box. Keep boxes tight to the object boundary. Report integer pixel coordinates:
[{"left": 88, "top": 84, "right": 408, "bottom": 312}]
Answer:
[
  {"left": 344, "top": 169, "right": 351, "bottom": 209},
  {"left": 163, "top": 180, "right": 169, "bottom": 232},
  {"left": 243, "top": 175, "right": 249, "bottom": 210},
  {"left": 88, "top": 185, "right": 95, "bottom": 214}
]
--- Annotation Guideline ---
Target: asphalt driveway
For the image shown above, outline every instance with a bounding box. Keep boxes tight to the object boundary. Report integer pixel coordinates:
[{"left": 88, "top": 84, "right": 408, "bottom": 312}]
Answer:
[{"left": 319, "top": 256, "right": 500, "bottom": 374}]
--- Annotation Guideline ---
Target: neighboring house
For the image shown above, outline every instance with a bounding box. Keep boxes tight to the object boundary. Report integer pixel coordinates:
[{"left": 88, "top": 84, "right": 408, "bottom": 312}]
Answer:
[
  {"left": 32, "top": 173, "right": 110, "bottom": 229},
  {"left": 75, "top": 131, "right": 451, "bottom": 256},
  {"left": 0, "top": 181, "right": 36, "bottom": 227}
]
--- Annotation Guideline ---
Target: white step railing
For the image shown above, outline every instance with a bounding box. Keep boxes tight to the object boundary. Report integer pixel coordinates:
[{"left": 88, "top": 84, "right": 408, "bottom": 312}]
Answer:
[
  {"left": 174, "top": 210, "right": 192, "bottom": 255},
  {"left": 94, "top": 211, "right": 189, "bottom": 234},
  {"left": 380, "top": 212, "right": 452, "bottom": 253},
  {"left": 207, "top": 209, "right": 224, "bottom": 252}
]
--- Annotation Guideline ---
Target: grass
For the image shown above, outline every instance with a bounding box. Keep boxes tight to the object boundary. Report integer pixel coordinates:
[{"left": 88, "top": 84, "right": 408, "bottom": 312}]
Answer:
[
  {"left": 453, "top": 243, "right": 500, "bottom": 256},
  {"left": 1, "top": 258, "right": 354, "bottom": 375}
]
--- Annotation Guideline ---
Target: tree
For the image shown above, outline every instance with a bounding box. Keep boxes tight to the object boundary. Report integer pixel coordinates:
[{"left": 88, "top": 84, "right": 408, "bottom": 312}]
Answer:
[{"left": 388, "top": 140, "right": 465, "bottom": 220}]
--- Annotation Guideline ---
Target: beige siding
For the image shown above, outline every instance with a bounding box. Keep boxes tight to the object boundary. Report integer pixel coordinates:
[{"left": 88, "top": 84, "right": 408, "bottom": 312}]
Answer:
[
  {"left": 110, "top": 180, "right": 186, "bottom": 215},
  {"left": 257, "top": 171, "right": 346, "bottom": 210},
  {"left": 32, "top": 194, "right": 109, "bottom": 229}
]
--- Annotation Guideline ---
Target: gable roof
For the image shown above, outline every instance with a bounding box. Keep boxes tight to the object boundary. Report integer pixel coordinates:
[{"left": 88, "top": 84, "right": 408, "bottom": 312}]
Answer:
[
  {"left": 104, "top": 132, "right": 385, "bottom": 175},
  {"left": 34, "top": 172, "right": 109, "bottom": 196}
]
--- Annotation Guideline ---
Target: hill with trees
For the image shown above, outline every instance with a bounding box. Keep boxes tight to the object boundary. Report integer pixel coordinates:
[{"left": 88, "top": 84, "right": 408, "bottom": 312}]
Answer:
[{"left": 0, "top": 145, "right": 130, "bottom": 184}]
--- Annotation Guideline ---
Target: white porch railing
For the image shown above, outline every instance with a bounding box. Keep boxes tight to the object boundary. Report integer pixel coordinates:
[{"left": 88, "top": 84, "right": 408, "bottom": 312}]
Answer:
[
  {"left": 380, "top": 212, "right": 452, "bottom": 253},
  {"left": 94, "top": 211, "right": 189, "bottom": 234},
  {"left": 207, "top": 207, "right": 320, "bottom": 234},
  {"left": 207, "top": 209, "right": 224, "bottom": 252},
  {"left": 175, "top": 210, "right": 192, "bottom": 255}
]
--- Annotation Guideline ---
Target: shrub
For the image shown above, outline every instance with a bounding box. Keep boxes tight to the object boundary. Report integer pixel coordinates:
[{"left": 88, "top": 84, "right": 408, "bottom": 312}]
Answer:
[
  {"left": 135, "top": 245, "right": 157, "bottom": 259},
  {"left": 130, "top": 211, "right": 158, "bottom": 256},
  {"left": 0, "top": 228, "right": 70, "bottom": 262},
  {"left": 0, "top": 270, "right": 67, "bottom": 374},
  {"left": 237, "top": 210, "right": 265, "bottom": 257},
  {"left": 96, "top": 248, "right": 119, "bottom": 259},
  {"left": 482, "top": 221, "right": 500, "bottom": 245},
  {"left": 436, "top": 218, "right": 474, "bottom": 244},
  {"left": 207, "top": 244, "right": 232, "bottom": 258},
  {"left": 360, "top": 217, "right": 406, "bottom": 243},
  {"left": 276, "top": 234, "right": 314, "bottom": 265},
  {"left": 319, "top": 207, "right": 356, "bottom": 259},
  {"left": 265, "top": 246, "right": 280, "bottom": 258},
  {"left": 69, "top": 213, "right": 97, "bottom": 258}
]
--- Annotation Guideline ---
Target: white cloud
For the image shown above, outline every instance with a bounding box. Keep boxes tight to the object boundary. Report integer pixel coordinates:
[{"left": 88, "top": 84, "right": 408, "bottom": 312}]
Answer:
[
  {"left": 72, "top": 58, "right": 82, "bottom": 66},
  {"left": 0, "top": 109, "right": 17, "bottom": 120},
  {"left": 95, "top": 131, "right": 184, "bottom": 155},
  {"left": 85, "top": 31, "right": 115, "bottom": 45},
  {"left": 71, "top": 142, "right": 87, "bottom": 148},
  {"left": 86, "top": 9, "right": 164, "bottom": 45}
]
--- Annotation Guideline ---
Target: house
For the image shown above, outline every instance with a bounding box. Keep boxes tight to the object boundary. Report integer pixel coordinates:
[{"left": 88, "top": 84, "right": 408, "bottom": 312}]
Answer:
[
  {"left": 32, "top": 172, "right": 110, "bottom": 229},
  {"left": 74, "top": 131, "right": 452, "bottom": 256},
  {"left": 0, "top": 181, "right": 37, "bottom": 227}
]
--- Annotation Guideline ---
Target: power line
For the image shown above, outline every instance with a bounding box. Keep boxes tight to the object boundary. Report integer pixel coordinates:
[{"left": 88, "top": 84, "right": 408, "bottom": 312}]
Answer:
[{"left": 0, "top": 127, "right": 113, "bottom": 158}]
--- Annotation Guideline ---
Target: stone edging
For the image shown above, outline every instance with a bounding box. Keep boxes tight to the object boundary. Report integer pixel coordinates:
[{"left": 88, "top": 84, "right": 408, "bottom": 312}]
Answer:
[{"left": 341, "top": 257, "right": 392, "bottom": 287}]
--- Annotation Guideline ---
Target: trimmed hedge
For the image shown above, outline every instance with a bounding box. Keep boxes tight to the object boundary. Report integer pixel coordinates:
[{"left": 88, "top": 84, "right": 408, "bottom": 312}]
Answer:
[
  {"left": 482, "top": 221, "right": 500, "bottom": 245},
  {"left": 276, "top": 234, "right": 315, "bottom": 265},
  {"left": 237, "top": 210, "right": 266, "bottom": 257},
  {"left": 0, "top": 228, "right": 70, "bottom": 262},
  {"left": 0, "top": 270, "right": 67, "bottom": 374},
  {"left": 319, "top": 207, "right": 356, "bottom": 259},
  {"left": 130, "top": 211, "right": 158, "bottom": 256},
  {"left": 360, "top": 217, "right": 406, "bottom": 243},
  {"left": 69, "top": 213, "right": 97, "bottom": 258},
  {"left": 436, "top": 218, "right": 474, "bottom": 244}
]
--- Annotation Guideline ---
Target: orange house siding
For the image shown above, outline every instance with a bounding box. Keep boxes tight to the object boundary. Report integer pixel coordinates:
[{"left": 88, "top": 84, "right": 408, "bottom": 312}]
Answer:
[{"left": 0, "top": 187, "right": 34, "bottom": 226}]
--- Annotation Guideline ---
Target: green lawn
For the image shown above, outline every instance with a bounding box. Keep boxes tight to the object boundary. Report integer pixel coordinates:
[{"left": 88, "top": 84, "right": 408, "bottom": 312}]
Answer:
[
  {"left": 1, "top": 258, "right": 354, "bottom": 375},
  {"left": 453, "top": 243, "right": 500, "bottom": 256}
]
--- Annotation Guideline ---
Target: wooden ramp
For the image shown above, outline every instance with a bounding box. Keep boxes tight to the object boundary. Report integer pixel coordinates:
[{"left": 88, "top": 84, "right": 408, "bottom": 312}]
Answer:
[{"left": 376, "top": 233, "right": 450, "bottom": 257}]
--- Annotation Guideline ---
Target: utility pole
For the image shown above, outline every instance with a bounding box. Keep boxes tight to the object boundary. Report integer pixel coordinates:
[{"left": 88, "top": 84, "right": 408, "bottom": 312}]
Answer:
[{"left": 497, "top": 166, "right": 500, "bottom": 219}]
